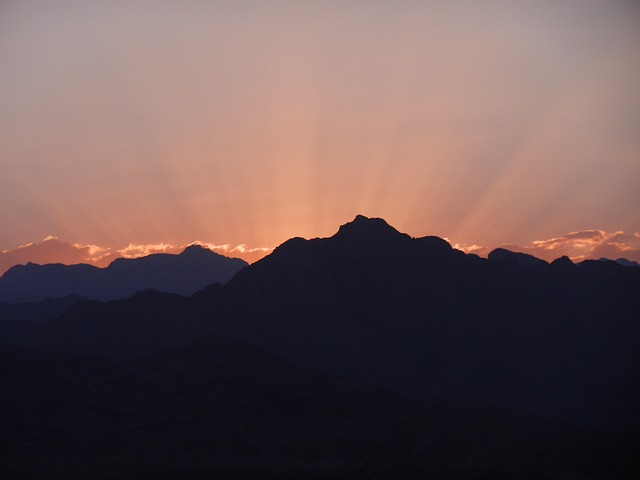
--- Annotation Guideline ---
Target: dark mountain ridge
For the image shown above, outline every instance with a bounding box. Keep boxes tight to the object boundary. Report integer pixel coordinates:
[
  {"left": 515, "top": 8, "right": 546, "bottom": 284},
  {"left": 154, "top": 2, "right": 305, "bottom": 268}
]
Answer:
[
  {"left": 0, "top": 294, "right": 91, "bottom": 322},
  {"left": 1, "top": 215, "right": 639, "bottom": 478},
  {"left": 218, "top": 217, "right": 639, "bottom": 429},
  {"left": 3, "top": 216, "right": 638, "bottom": 431},
  {"left": 0, "top": 244, "right": 247, "bottom": 303}
]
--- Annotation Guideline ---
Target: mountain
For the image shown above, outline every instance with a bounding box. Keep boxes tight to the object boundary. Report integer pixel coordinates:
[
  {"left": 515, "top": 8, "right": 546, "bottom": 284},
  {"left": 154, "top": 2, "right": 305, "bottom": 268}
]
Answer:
[
  {"left": 0, "top": 294, "right": 90, "bottom": 322},
  {"left": 488, "top": 247, "right": 548, "bottom": 267},
  {"left": 1, "top": 215, "right": 639, "bottom": 478},
  {"left": 212, "top": 216, "right": 640, "bottom": 432},
  {"left": 599, "top": 257, "right": 640, "bottom": 268},
  {"left": 0, "top": 245, "right": 247, "bottom": 303}
]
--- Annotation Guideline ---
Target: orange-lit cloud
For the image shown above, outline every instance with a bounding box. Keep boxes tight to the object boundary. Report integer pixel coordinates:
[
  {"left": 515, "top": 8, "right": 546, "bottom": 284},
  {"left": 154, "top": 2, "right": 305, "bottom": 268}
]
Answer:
[
  {"left": 192, "top": 242, "right": 274, "bottom": 265},
  {"left": 0, "top": 237, "right": 116, "bottom": 275},
  {"left": 0, "top": 237, "right": 273, "bottom": 276},
  {"left": 118, "top": 243, "right": 178, "bottom": 258},
  {"left": 449, "top": 243, "right": 488, "bottom": 257},
  {"left": 454, "top": 230, "right": 640, "bottom": 264}
]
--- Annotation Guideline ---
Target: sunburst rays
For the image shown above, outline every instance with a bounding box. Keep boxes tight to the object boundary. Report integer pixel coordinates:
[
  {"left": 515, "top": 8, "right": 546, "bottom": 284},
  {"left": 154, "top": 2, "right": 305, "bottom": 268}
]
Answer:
[{"left": 1, "top": 2, "right": 638, "bottom": 252}]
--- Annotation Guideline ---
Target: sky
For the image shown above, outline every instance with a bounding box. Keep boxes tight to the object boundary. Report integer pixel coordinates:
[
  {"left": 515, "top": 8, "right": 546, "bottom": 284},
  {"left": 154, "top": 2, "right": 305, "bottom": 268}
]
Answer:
[{"left": 1, "top": 0, "right": 639, "bottom": 270}]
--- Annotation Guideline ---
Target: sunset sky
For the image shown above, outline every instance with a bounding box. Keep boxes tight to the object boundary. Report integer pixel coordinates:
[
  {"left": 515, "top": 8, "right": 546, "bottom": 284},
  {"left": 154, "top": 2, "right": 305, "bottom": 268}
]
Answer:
[{"left": 1, "top": 1, "right": 639, "bottom": 270}]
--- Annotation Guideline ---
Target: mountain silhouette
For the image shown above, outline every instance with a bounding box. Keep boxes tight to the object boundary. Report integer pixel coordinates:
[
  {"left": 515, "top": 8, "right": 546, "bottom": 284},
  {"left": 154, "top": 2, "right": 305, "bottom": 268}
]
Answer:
[
  {"left": 1, "top": 215, "right": 639, "bottom": 478},
  {"left": 600, "top": 257, "right": 640, "bottom": 268},
  {"left": 488, "top": 247, "right": 548, "bottom": 266},
  {"left": 0, "top": 294, "right": 91, "bottom": 322},
  {"left": 0, "top": 245, "right": 247, "bottom": 303}
]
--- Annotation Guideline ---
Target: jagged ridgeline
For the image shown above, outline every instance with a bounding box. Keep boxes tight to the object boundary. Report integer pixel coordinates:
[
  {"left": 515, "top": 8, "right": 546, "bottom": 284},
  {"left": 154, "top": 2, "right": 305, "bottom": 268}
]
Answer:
[{"left": 1, "top": 216, "right": 639, "bottom": 480}]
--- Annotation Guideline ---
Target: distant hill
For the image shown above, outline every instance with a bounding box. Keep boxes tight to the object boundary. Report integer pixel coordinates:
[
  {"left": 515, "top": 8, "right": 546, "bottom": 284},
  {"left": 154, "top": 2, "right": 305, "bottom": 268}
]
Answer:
[
  {"left": 599, "top": 257, "right": 640, "bottom": 268},
  {"left": 1, "top": 215, "right": 638, "bottom": 478},
  {"left": 0, "top": 245, "right": 247, "bottom": 303},
  {"left": 0, "top": 294, "right": 90, "bottom": 322}
]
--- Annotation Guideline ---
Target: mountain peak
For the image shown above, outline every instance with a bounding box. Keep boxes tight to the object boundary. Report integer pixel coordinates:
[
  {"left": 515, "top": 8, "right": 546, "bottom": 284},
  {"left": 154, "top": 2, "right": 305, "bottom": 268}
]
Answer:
[
  {"left": 488, "top": 248, "right": 547, "bottom": 267},
  {"left": 335, "top": 215, "right": 407, "bottom": 241},
  {"left": 180, "top": 244, "right": 211, "bottom": 256},
  {"left": 551, "top": 255, "right": 575, "bottom": 268}
]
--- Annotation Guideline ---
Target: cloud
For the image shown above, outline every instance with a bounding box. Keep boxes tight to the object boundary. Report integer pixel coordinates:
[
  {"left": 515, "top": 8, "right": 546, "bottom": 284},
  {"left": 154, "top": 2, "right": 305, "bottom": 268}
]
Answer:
[
  {"left": 587, "top": 232, "right": 640, "bottom": 262},
  {"left": 455, "top": 230, "right": 640, "bottom": 263},
  {"left": 189, "top": 242, "right": 274, "bottom": 264},
  {"left": 450, "top": 242, "right": 491, "bottom": 257},
  {"left": 0, "top": 238, "right": 273, "bottom": 276},
  {"left": 0, "top": 237, "right": 116, "bottom": 275},
  {"left": 118, "top": 243, "right": 180, "bottom": 258}
]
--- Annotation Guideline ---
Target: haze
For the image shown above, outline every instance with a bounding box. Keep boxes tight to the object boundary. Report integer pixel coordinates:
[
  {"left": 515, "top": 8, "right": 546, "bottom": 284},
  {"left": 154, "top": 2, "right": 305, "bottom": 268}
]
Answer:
[{"left": 1, "top": 1, "right": 639, "bottom": 263}]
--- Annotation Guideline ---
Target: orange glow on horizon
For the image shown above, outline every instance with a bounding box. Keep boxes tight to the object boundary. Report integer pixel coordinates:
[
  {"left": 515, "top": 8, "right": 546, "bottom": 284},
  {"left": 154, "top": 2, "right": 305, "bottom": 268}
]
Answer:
[{"left": 2, "top": 224, "right": 640, "bottom": 277}]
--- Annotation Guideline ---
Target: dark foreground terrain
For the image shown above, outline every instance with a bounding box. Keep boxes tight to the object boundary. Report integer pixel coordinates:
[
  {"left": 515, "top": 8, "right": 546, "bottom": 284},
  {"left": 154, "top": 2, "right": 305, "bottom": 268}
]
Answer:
[
  {"left": 2, "top": 337, "right": 636, "bottom": 479},
  {"left": 1, "top": 216, "right": 639, "bottom": 479}
]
